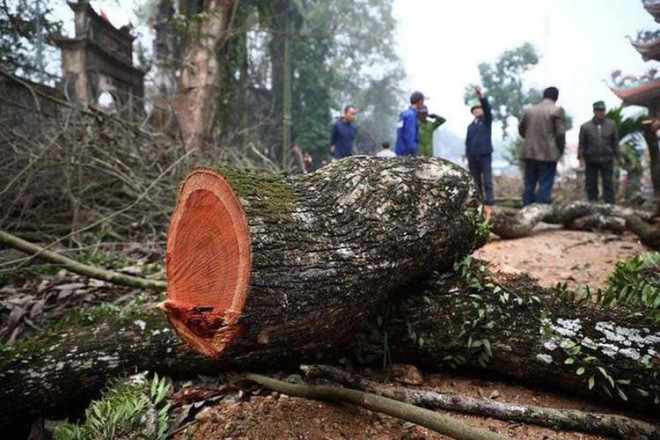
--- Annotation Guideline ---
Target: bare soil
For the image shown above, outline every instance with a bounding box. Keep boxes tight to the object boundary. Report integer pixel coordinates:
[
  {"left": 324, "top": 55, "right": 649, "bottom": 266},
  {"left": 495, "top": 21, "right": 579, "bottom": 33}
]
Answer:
[
  {"left": 476, "top": 225, "right": 650, "bottom": 290},
  {"left": 171, "top": 226, "right": 655, "bottom": 440}
]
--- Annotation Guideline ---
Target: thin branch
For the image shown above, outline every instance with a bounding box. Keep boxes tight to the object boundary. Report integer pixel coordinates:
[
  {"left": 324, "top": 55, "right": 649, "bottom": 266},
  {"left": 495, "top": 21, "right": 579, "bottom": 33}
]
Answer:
[
  {"left": 0, "top": 229, "right": 166, "bottom": 291},
  {"left": 302, "top": 365, "right": 660, "bottom": 440},
  {"left": 243, "top": 373, "right": 508, "bottom": 440}
]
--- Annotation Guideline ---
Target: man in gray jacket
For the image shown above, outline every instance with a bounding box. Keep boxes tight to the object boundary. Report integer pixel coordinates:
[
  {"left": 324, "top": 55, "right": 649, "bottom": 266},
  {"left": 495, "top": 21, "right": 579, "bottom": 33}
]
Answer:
[
  {"left": 578, "top": 101, "right": 620, "bottom": 204},
  {"left": 518, "top": 87, "right": 567, "bottom": 206}
]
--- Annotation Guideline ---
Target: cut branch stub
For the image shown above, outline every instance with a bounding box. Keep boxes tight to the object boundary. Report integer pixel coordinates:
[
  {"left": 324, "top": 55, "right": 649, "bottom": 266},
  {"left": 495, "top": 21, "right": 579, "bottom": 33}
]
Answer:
[
  {"left": 164, "top": 157, "right": 485, "bottom": 359},
  {"left": 165, "top": 169, "right": 252, "bottom": 356}
]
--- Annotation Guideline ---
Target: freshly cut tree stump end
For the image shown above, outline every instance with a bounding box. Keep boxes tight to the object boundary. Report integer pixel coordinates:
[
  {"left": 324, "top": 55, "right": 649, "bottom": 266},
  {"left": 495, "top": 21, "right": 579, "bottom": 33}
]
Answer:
[
  {"left": 163, "top": 157, "right": 485, "bottom": 361},
  {"left": 164, "top": 169, "right": 252, "bottom": 357}
]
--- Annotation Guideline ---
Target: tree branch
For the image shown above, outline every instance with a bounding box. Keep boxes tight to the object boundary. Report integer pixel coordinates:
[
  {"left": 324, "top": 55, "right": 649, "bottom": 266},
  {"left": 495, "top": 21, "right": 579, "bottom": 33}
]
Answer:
[
  {"left": 243, "top": 373, "right": 509, "bottom": 440},
  {"left": 301, "top": 365, "right": 660, "bottom": 440},
  {"left": 0, "top": 229, "right": 166, "bottom": 290}
]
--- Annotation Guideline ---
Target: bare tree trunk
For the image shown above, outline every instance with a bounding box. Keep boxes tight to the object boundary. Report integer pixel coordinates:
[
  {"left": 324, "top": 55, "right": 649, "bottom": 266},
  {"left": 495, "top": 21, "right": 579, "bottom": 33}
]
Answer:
[
  {"left": 381, "top": 274, "right": 660, "bottom": 412},
  {"left": 490, "top": 202, "right": 658, "bottom": 248},
  {"left": 173, "top": 0, "right": 237, "bottom": 151},
  {"left": 163, "top": 157, "right": 484, "bottom": 358},
  {"left": 2, "top": 275, "right": 656, "bottom": 431}
]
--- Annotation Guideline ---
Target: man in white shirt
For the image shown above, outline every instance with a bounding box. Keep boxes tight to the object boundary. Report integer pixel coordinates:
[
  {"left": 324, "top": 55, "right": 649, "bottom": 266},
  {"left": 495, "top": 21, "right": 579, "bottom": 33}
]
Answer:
[{"left": 376, "top": 141, "right": 396, "bottom": 158}]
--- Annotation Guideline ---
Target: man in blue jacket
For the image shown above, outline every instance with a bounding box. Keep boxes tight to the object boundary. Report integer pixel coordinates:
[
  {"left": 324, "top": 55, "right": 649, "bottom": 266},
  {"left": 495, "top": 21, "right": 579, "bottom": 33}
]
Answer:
[
  {"left": 396, "top": 91, "right": 425, "bottom": 156},
  {"left": 465, "top": 86, "right": 494, "bottom": 221}
]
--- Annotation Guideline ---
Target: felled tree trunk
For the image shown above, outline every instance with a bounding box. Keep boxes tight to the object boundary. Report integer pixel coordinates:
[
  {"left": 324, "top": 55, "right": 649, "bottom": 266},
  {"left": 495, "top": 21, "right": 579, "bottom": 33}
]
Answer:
[
  {"left": 1, "top": 277, "right": 657, "bottom": 430},
  {"left": 163, "top": 157, "right": 484, "bottom": 358},
  {"left": 381, "top": 273, "right": 660, "bottom": 412},
  {"left": 0, "top": 310, "right": 231, "bottom": 433},
  {"left": 490, "top": 202, "right": 657, "bottom": 247}
]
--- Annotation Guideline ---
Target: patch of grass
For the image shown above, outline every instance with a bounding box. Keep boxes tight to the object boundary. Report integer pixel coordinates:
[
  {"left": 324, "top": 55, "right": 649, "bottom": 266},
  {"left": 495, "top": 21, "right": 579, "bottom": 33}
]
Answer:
[
  {"left": 54, "top": 373, "right": 171, "bottom": 440},
  {"left": 603, "top": 253, "right": 660, "bottom": 309}
]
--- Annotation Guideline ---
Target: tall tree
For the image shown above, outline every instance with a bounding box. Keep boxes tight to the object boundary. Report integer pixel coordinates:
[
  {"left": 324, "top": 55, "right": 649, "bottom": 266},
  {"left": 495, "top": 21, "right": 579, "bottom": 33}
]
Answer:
[{"left": 172, "top": 0, "right": 238, "bottom": 152}]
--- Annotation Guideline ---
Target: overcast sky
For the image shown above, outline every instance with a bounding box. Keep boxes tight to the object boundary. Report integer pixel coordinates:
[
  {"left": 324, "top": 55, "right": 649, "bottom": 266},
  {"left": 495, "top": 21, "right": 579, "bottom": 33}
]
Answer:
[
  {"left": 392, "top": 0, "right": 657, "bottom": 146},
  {"left": 58, "top": 0, "right": 657, "bottom": 147}
]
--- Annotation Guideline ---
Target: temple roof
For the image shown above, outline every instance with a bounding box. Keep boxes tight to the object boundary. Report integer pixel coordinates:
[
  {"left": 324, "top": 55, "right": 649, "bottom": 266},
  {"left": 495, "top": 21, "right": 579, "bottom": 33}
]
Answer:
[
  {"left": 632, "top": 39, "right": 660, "bottom": 61},
  {"left": 644, "top": 0, "right": 660, "bottom": 23},
  {"left": 631, "top": 30, "right": 660, "bottom": 61},
  {"left": 611, "top": 77, "right": 660, "bottom": 107}
]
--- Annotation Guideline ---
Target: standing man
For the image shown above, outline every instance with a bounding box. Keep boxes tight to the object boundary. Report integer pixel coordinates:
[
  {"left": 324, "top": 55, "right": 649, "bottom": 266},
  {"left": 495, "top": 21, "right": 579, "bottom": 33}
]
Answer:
[
  {"left": 578, "top": 101, "right": 621, "bottom": 204},
  {"left": 419, "top": 105, "right": 446, "bottom": 157},
  {"left": 396, "top": 91, "right": 425, "bottom": 156},
  {"left": 518, "top": 86, "right": 567, "bottom": 206},
  {"left": 465, "top": 86, "right": 494, "bottom": 221},
  {"left": 330, "top": 105, "right": 358, "bottom": 159}
]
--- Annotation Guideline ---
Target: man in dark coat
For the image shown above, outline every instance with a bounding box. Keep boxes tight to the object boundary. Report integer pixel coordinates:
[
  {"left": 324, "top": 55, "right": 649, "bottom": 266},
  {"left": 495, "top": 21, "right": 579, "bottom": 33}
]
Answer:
[
  {"left": 578, "top": 101, "right": 621, "bottom": 204},
  {"left": 465, "top": 86, "right": 494, "bottom": 221},
  {"left": 330, "top": 105, "right": 358, "bottom": 159}
]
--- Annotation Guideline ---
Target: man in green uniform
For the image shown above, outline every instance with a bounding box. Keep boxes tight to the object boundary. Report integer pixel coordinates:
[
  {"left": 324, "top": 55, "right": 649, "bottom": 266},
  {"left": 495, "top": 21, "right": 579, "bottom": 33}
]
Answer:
[{"left": 418, "top": 105, "right": 446, "bottom": 157}]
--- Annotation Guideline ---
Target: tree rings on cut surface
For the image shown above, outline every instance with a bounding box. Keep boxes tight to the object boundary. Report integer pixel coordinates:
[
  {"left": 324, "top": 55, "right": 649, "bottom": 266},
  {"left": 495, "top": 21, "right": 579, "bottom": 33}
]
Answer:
[{"left": 164, "top": 169, "right": 251, "bottom": 357}]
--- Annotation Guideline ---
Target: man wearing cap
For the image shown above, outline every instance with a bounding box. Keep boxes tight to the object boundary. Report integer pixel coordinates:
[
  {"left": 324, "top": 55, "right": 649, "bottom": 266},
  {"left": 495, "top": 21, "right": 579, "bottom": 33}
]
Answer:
[
  {"left": 396, "top": 91, "right": 425, "bottom": 156},
  {"left": 330, "top": 105, "right": 358, "bottom": 159},
  {"left": 518, "top": 86, "right": 567, "bottom": 205},
  {"left": 465, "top": 86, "right": 494, "bottom": 220},
  {"left": 578, "top": 101, "right": 620, "bottom": 204},
  {"left": 419, "top": 106, "right": 446, "bottom": 157}
]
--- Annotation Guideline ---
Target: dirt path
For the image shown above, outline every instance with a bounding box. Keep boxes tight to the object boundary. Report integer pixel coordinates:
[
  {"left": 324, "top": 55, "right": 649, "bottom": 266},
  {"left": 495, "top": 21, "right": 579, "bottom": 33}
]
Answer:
[{"left": 476, "top": 225, "right": 651, "bottom": 290}]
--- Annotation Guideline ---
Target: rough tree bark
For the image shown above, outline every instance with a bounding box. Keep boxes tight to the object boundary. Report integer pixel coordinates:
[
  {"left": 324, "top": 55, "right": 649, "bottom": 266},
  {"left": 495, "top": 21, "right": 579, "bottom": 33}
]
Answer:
[
  {"left": 382, "top": 273, "right": 660, "bottom": 412},
  {"left": 163, "top": 157, "right": 484, "bottom": 358},
  {"left": 1, "top": 276, "right": 657, "bottom": 430},
  {"left": 173, "top": 0, "right": 237, "bottom": 151},
  {"left": 490, "top": 202, "right": 658, "bottom": 247}
]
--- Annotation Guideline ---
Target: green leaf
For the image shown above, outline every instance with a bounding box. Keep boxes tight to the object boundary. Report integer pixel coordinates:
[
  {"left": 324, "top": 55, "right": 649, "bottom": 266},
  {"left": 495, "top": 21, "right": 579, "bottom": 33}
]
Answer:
[
  {"left": 588, "top": 375, "right": 595, "bottom": 390},
  {"left": 483, "top": 339, "right": 492, "bottom": 357},
  {"left": 636, "top": 388, "right": 650, "bottom": 397},
  {"left": 565, "top": 357, "right": 575, "bottom": 365},
  {"left": 617, "top": 387, "right": 628, "bottom": 402},
  {"left": 576, "top": 367, "right": 585, "bottom": 375}
]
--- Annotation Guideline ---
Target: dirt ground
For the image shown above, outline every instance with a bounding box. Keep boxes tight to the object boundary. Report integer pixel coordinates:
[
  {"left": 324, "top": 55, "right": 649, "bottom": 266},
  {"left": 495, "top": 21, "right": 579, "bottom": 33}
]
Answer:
[
  {"left": 476, "top": 224, "right": 650, "bottom": 290},
  {"left": 171, "top": 226, "right": 656, "bottom": 440}
]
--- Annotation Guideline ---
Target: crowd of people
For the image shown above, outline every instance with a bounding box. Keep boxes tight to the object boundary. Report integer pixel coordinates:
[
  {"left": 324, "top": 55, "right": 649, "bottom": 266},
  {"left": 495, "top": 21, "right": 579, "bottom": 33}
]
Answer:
[{"left": 328, "top": 87, "right": 623, "bottom": 216}]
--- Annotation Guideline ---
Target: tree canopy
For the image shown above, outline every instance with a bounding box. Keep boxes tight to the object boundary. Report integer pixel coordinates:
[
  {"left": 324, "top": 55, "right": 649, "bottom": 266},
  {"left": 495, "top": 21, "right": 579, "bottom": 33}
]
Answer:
[{"left": 0, "top": 0, "right": 62, "bottom": 81}]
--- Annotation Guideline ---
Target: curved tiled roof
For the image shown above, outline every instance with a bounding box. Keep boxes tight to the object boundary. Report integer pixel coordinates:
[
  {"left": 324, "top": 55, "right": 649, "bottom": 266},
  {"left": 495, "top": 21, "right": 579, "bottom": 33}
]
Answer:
[
  {"left": 631, "top": 38, "right": 660, "bottom": 61},
  {"left": 611, "top": 77, "right": 660, "bottom": 107}
]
